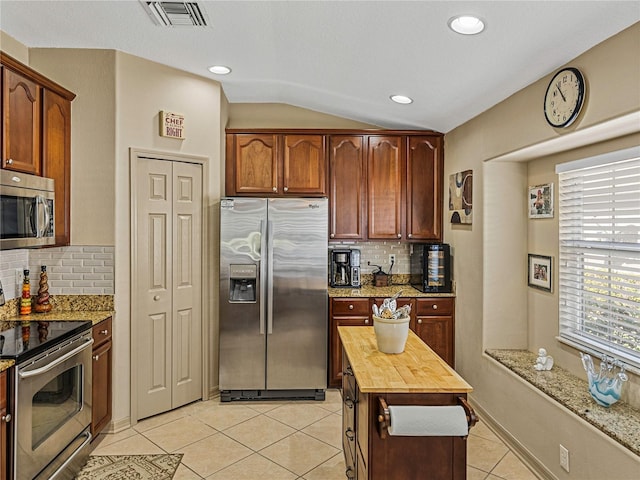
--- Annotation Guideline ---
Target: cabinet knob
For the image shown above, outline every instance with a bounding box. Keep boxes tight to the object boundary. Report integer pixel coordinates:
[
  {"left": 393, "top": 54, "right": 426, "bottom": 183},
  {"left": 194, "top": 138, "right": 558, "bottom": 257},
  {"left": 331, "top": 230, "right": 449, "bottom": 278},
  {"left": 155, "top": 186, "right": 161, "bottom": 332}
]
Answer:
[
  {"left": 408, "top": 233, "right": 413, "bottom": 238},
  {"left": 364, "top": 319, "right": 369, "bottom": 324},
  {"left": 418, "top": 319, "right": 423, "bottom": 324},
  {"left": 2, "top": 413, "right": 11, "bottom": 423},
  {"left": 272, "top": 187, "right": 277, "bottom": 192},
  {"left": 348, "top": 304, "right": 354, "bottom": 310},
  {"left": 397, "top": 234, "right": 401, "bottom": 238},
  {"left": 100, "top": 329, "right": 109, "bottom": 335},
  {"left": 283, "top": 186, "right": 288, "bottom": 192},
  {"left": 432, "top": 304, "right": 438, "bottom": 310},
  {"left": 93, "top": 354, "right": 100, "bottom": 361},
  {"left": 330, "top": 233, "right": 335, "bottom": 238},
  {"left": 154, "top": 295, "right": 160, "bottom": 301},
  {"left": 5, "top": 158, "right": 13, "bottom": 165},
  {"left": 345, "top": 427, "right": 355, "bottom": 441},
  {"left": 346, "top": 467, "right": 355, "bottom": 480}
]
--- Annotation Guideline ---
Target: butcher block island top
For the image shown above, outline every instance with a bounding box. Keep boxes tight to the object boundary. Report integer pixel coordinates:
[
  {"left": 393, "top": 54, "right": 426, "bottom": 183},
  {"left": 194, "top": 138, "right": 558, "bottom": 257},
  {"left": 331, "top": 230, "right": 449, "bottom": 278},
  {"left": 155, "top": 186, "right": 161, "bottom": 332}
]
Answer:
[{"left": 338, "top": 326, "right": 472, "bottom": 394}]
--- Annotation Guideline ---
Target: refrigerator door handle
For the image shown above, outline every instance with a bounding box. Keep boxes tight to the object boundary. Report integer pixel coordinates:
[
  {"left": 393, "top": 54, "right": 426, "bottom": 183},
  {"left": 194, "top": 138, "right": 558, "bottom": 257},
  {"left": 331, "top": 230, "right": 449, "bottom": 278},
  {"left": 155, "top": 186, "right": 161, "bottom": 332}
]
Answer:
[
  {"left": 267, "top": 219, "right": 274, "bottom": 335},
  {"left": 259, "top": 219, "right": 267, "bottom": 335}
]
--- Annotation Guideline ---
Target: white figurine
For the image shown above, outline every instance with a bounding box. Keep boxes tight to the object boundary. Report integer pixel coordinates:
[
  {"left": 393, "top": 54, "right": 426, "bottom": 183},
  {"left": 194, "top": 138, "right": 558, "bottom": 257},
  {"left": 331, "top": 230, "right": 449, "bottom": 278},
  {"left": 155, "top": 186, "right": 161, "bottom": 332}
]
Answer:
[{"left": 534, "top": 348, "right": 554, "bottom": 371}]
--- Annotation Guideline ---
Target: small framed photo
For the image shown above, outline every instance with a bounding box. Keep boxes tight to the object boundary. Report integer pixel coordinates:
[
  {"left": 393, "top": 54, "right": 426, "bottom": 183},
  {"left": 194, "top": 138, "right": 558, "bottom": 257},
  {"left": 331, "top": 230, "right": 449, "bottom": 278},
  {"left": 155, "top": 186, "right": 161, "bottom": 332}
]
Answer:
[
  {"left": 528, "top": 254, "right": 552, "bottom": 292},
  {"left": 528, "top": 183, "right": 554, "bottom": 218}
]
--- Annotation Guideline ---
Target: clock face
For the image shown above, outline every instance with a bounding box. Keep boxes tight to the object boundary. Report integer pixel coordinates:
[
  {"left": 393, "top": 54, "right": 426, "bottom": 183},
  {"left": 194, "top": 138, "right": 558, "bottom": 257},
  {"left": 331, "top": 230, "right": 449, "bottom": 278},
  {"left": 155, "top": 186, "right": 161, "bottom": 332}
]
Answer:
[{"left": 544, "top": 67, "right": 585, "bottom": 128}]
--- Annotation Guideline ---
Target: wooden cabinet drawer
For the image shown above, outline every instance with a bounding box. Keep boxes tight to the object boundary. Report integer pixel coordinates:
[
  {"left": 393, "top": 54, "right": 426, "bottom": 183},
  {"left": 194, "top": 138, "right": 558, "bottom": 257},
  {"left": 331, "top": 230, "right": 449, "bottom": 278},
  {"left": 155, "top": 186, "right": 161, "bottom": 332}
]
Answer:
[
  {"left": 416, "top": 298, "right": 453, "bottom": 315},
  {"left": 332, "top": 298, "right": 370, "bottom": 316},
  {"left": 92, "top": 317, "right": 112, "bottom": 347}
]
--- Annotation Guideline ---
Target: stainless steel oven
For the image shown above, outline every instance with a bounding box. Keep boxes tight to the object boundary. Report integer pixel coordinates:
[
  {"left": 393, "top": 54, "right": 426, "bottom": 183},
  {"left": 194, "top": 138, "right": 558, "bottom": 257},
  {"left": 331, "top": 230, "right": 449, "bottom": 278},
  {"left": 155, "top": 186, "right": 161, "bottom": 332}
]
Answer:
[{"left": 11, "top": 325, "right": 93, "bottom": 480}]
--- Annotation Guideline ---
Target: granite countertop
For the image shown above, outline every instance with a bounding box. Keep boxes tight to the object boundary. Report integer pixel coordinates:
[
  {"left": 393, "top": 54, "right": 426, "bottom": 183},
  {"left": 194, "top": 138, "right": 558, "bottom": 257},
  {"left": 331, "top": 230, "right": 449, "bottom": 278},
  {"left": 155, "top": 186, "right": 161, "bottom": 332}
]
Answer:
[
  {"left": 329, "top": 284, "right": 455, "bottom": 298},
  {"left": 339, "top": 326, "right": 472, "bottom": 394},
  {"left": 0, "top": 360, "right": 15, "bottom": 373},
  {"left": 2, "top": 310, "right": 113, "bottom": 325},
  {"left": 486, "top": 349, "right": 640, "bottom": 456}
]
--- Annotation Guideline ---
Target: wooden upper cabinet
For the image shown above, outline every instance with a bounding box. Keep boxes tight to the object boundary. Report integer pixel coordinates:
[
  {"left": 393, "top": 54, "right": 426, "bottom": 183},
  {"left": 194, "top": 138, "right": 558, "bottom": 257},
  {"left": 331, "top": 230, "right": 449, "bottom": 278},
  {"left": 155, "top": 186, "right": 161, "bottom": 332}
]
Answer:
[
  {"left": 225, "top": 131, "right": 326, "bottom": 197},
  {"left": 329, "top": 135, "right": 365, "bottom": 240},
  {"left": 282, "top": 134, "right": 325, "bottom": 195},
  {"left": 406, "top": 135, "right": 444, "bottom": 241},
  {"left": 367, "top": 135, "right": 403, "bottom": 239},
  {"left": 226, "top": 133, "right": 278, "bottom": 195},
  {"left": 1, "top": 52, "right": 76, "bottom": 247},
  {"left": 42, "top": 90, "right": 72, "bottom": 246},
  {"left": 2, "top": 66, "right": 41, "bottom": 174}
]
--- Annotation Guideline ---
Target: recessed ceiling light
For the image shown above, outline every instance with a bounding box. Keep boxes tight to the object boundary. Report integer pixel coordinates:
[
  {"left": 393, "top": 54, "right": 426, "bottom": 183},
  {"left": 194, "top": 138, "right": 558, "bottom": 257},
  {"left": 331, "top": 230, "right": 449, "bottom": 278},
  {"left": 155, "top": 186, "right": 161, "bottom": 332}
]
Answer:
[
  {"left": 448, "top": 15, "right": 485, "bottom": 35},
  {"left": 390, "top": 95, "right": 413, "bottom": 105},
  {"left": 208, "top": 65, "right": 231, "bottom": 75}
]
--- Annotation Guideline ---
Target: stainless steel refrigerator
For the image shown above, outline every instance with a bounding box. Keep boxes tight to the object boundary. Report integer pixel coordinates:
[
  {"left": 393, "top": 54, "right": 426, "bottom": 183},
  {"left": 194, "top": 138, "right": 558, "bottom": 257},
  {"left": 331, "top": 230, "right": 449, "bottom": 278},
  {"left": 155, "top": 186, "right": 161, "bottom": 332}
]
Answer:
[{"left": 219, "top": 197, "right": 328, "bottom": 401}]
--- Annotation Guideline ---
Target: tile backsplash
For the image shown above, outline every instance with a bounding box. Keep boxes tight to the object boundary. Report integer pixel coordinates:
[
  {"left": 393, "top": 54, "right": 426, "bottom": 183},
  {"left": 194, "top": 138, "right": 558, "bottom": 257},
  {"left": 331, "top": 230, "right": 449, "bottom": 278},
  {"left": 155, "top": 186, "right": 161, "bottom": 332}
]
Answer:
[
  {"left": 337, "top": 241, "right": 411, "bottom": 274},
  {"left": 0, "top": 246, "right": 114, "bottom": 299}
]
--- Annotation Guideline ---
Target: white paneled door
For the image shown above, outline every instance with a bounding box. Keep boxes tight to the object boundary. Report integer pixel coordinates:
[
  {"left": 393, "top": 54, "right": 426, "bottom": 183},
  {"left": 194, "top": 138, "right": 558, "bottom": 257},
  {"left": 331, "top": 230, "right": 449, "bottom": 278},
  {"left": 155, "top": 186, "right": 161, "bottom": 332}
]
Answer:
[{"left": 135, "top": 157, "right": 202, "bottom": 420}]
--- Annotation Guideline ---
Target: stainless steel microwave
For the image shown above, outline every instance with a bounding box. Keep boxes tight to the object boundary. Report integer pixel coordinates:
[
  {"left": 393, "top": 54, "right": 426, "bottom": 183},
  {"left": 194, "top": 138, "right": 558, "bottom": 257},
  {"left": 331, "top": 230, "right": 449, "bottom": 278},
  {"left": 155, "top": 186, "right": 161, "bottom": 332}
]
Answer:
[{"left": 0, "top": 170, "right": 55, "bottom": 249}]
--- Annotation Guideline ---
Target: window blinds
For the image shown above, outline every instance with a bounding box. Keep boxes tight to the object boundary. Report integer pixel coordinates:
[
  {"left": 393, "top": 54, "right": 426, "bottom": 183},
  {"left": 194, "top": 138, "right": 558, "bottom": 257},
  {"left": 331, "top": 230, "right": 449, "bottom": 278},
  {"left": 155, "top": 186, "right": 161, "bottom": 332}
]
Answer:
[{"left": 556, "top": 147, "right": 640, "bottom": 367}]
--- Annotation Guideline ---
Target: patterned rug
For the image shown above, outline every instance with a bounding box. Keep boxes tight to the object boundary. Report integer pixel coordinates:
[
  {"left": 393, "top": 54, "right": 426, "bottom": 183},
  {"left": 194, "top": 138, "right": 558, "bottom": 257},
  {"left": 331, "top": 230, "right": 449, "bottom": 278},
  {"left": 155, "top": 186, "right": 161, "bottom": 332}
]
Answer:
[{"left": 75, "top": 454, "right": 182, "bottom": 480}]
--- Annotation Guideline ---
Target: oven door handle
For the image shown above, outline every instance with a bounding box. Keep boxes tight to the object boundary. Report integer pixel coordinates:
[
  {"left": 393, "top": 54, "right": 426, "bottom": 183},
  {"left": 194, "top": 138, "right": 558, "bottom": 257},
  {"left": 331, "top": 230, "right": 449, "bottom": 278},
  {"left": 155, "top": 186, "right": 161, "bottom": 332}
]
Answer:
[
  {"left": 19, "top": 337, "right": 94, "bottom": 378},
  {"left": 49, "top": 430, "right": 92, "bottom": 480}
]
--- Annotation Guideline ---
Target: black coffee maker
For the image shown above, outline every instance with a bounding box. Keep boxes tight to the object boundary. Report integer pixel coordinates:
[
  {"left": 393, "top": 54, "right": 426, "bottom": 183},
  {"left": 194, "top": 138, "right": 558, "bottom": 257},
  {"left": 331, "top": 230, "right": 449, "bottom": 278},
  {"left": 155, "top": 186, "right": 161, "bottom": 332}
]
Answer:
[{"left": 330, "top": 248, "right": 361, "bottom": 288}]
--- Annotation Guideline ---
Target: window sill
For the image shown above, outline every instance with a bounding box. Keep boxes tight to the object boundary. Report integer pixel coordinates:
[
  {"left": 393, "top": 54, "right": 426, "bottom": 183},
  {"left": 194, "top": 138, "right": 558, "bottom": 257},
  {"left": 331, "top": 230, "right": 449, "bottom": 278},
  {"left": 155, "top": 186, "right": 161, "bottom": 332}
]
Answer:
[{"left": 485, "top": 349, "right": 640, "bottom": 456}]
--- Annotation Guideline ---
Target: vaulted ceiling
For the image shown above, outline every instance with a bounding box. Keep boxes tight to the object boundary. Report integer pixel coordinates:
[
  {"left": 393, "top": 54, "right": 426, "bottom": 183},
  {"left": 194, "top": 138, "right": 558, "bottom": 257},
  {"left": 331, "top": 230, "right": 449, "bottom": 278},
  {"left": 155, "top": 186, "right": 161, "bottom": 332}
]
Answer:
[{"left": 1, "top": 1, "right": 638, "bottom": 132}]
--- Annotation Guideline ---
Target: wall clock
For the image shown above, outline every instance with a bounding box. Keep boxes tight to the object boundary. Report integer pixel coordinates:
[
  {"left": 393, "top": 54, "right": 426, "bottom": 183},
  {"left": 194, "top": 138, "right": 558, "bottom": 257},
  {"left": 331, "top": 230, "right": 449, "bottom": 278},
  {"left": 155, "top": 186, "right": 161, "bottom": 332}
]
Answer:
[{"left": 543, "top": 67, "right": 586, "bottom": 128}]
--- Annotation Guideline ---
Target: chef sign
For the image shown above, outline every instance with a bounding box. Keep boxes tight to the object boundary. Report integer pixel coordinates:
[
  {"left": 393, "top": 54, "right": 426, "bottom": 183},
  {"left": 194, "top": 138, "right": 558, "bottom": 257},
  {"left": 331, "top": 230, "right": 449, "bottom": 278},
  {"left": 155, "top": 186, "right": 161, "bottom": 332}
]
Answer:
[{"left": 160, "top": 111, "right": 185, "bottom": 140}]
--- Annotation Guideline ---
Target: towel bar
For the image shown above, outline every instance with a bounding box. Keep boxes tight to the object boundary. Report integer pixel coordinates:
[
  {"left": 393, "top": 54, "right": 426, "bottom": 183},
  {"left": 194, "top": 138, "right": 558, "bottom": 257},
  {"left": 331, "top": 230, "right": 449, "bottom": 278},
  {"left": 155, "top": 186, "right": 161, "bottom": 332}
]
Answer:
[{"left": 377, "top": 396, "right": 478, "bottom": 440}]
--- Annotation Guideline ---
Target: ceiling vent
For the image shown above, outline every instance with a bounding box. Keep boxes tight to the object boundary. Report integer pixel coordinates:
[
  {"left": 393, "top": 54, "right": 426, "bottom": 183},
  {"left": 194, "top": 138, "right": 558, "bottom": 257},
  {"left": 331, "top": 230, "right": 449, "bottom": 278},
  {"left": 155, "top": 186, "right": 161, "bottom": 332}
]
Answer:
[{"left": 141, "top": 1, "right": 209, "bottom": 27}]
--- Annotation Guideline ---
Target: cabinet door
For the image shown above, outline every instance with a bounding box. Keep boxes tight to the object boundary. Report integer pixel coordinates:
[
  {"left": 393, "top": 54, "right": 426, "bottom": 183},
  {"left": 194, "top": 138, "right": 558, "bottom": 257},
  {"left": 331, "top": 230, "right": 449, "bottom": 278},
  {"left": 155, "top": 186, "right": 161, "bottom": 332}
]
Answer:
[
  {"left": 414, "top": 315, "right": 453, "bottom": 366},
  {"left": 329, "top": 136, "right": 366, "bottom": 240},
  {"left": 91, "top": 339, "right": 113, "bottom": 437},
  {"left": 406, "top": 136, "right": 443, "bottom": 241},
  {"left": 0, "top": 370, "right": 6, "bottom": 480},
  {"left": 330, "top": 298, "right": 370, "bottom": 388},
  {"left": 367, "top": 136, "right": 403, "bottom": 239},
  {"left": 283, "top": 134, "right": 326, "bottom": 195},
  {"left": 226, "top": 133, "right": 278, "bottom": 195},
  {"left": 2, "top": 67, "right": 41, "bottom": 174},
  {"left": 42, "top": 90, "right": 71, "bottom": 246}
]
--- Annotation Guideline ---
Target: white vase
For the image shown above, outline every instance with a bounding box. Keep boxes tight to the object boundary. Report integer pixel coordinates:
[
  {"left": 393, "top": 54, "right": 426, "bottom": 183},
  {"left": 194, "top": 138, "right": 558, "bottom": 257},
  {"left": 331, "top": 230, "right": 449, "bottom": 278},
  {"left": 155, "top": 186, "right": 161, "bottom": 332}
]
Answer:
[{"left": 373, "top": 315, "right": 410, "bottom": 354}]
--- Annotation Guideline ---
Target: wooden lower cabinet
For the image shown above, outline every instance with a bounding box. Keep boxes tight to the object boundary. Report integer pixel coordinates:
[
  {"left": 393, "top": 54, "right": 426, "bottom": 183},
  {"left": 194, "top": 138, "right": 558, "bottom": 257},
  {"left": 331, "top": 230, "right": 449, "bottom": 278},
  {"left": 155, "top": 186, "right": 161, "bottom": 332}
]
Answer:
[
  {"left": 413, "top": 298, "right": 455, "bottom": 367},
  {"left": 329, "top": 298, "right": 371, "bottom": 387},
  {"left": 330, "top": 296, "right": 455, "bottom": 387},
  {"left": 91, "top": 317, "right": 113, "bottom": 438},
  {"left": 0, "top": 370, "right": 7, "bottom": 480}
]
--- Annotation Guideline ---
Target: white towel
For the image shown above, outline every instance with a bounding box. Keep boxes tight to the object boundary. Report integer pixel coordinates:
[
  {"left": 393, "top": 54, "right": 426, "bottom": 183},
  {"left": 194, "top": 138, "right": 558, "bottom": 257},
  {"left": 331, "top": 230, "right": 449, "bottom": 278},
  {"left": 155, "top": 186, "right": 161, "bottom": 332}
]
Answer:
[{"left": 387, "top": 405, "right": 468, "bottom": 437}]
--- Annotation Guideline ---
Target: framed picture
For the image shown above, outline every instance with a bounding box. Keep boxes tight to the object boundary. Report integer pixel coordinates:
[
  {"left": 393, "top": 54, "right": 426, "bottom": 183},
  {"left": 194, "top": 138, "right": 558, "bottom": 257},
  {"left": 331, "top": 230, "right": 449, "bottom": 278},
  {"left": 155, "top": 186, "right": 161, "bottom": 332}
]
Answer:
[
  {"left": 528, "top": 183, "right": 554, "bottom": 218},
  {"left": 528, "top": 254, "right": 552, "bottom": 292}
]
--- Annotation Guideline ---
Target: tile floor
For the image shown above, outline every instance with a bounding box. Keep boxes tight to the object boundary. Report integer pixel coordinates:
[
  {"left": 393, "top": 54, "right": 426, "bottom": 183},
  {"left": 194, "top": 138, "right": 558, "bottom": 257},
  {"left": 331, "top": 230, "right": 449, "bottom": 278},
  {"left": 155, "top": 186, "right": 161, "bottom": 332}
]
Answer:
[{"left": 89, "top": 390, "right": 538, "bottom": 480}]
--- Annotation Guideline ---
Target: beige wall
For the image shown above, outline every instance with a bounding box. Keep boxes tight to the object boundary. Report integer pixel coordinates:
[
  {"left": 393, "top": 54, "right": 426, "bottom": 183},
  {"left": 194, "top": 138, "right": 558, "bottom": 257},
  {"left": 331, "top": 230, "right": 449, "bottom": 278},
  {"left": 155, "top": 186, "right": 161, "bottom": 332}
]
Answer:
[
  {"left": 227, "top": 102, "right": 379, "bottom": 129},
  {"left": 446, "top": 23, "right": 640, "bottom": 478},
  {"left": 0, "top": 31, "right": 28, "bottom": 63},
  {"left": 25, "top": 47, "right": 225, "bottom": 428},
  {"left": 30, "top": 49, "right": 117, "bottom": 245}
]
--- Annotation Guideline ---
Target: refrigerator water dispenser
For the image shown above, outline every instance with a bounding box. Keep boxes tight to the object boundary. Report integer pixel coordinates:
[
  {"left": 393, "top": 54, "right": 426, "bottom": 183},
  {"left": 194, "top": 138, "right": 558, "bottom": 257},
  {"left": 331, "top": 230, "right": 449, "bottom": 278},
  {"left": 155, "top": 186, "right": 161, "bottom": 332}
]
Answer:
[{"left": 229, "top": 264, "right": 257, "bottom": 302}]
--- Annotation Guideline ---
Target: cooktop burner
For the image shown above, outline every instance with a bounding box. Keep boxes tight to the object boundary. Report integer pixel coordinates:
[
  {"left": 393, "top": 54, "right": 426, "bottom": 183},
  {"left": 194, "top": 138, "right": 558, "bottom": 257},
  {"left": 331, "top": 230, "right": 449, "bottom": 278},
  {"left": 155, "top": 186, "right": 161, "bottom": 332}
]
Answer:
[{"left": 0, "top": 320, "right": 92, "bottom": 363}]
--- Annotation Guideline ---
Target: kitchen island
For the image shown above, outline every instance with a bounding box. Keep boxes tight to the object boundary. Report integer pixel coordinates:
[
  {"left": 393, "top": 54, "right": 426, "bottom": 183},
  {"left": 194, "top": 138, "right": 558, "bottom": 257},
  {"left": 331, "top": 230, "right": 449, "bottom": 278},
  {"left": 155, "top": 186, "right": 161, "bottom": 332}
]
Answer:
[{"left": 339, "top": 326, "right": 475, "bottom": 480}]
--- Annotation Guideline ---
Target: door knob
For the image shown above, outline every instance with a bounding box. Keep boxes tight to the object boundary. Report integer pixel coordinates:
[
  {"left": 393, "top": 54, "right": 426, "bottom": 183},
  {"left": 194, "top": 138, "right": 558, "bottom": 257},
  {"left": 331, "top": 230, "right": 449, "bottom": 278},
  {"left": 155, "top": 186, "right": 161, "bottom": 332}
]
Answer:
[{"left": 153, "top": 295, "right": 160, "bottom": 301}]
